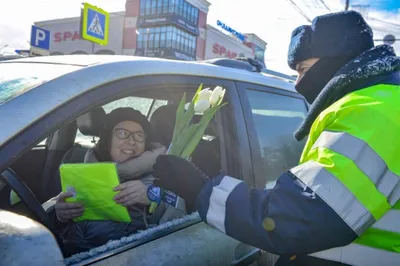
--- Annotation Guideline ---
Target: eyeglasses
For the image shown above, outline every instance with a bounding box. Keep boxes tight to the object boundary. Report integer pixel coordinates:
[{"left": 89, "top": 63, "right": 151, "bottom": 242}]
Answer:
[{"left": 113, "top": 128, "right": 146, "bottom": 143}]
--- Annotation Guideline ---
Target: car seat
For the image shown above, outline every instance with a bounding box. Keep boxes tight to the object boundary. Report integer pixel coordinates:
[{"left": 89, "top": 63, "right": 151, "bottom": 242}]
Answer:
[
  {"left": 61, "top": 107, "right": 106, "bottom": 164},
  {"left": 149, "top": 104, "right": 178, "bottom": 148},
  {"left": 190, "top": 115, "right": 222, "bottom": 177},
  {"left": 44, "top": 107, "right": 106, "bottom": 199}
]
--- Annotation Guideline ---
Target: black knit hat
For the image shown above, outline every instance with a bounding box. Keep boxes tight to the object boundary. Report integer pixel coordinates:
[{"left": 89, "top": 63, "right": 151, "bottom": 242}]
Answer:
[
  {"left": 287, "top": 10, "right": 374, "bottom": 70},
  {"left": 95, "top": 108, "right": 153, "bottom": 161},
  {"left": 103, "top": 107, "right": 152, "bottom": 137}
]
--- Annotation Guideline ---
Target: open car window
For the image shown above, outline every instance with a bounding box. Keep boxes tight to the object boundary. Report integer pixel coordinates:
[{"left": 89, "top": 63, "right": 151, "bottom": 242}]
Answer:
[{"left": 66, "top": 84, "right": 227, "bottom": 265}]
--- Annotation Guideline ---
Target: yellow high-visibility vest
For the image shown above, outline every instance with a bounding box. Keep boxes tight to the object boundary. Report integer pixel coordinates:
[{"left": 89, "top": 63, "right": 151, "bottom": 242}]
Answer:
[{"left": 290, "top": 82, "right": 400, "bottom": 266}]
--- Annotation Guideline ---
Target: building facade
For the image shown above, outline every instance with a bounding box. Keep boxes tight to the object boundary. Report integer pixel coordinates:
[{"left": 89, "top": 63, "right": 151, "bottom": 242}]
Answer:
[
  {"left": 204, "top": 25, "right": 253, "bottom": 60},
  {"left": 132, "top": 0, "right": 208, "bottom": 61},
  {"left": 35, "top": 0, "right": 267, "bottom": 65}
]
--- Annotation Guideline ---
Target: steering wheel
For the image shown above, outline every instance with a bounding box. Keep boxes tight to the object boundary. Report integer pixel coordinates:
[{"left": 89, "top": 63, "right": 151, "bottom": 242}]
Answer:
[{"left": 1, "top": 168, "right": 55, "bottom": 233}]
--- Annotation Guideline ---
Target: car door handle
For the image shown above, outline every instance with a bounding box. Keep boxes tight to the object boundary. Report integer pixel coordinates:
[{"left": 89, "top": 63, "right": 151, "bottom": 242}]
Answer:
[{"left": 231, "top": 248, "right": 262, "bottom": 266}]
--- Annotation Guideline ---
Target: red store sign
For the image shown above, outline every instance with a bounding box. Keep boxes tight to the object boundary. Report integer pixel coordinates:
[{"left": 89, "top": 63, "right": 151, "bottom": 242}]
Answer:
[
  {"left": 54, "top": 31, "right": 81, "bottom": 42},
  {"left": 212, "top": 43, "right": 238, "bottom": 59}
]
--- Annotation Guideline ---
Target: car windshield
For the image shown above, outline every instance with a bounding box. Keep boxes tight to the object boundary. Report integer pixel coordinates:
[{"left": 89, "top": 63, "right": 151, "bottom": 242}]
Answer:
[{"left": 0, "top": 62, "right": 81, "bottom": 105}]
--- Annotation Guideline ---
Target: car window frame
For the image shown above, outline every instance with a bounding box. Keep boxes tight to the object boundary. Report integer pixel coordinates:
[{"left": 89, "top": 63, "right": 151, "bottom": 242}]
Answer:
[
  {"left": 0, "top": 74, "right": 244, "bottom": 262},
  {"left": 236, "top": 82, "right": 309, "bottom": 189}
]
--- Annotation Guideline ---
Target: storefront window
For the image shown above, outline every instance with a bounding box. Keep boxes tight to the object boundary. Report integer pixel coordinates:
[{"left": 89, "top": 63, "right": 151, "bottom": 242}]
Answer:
[
  {"left": 191, "top": 7, "right": 195, "bottom": 25},
  {"left": 169, "top": 0, "right": 174, "bottom": 13},
  {"left": 160, "top": 32, "right": 166, "bottom": 47},
  {"left": 178, "top": 0, "right": 183, "bottom": 16},
  {"left": 172, "top": 32, "right": 176, "bottom": 48},
  {"left": 174, "top": 0, "right": 179, "bottom": 13},
  {"left": 190, "top": 6, "right": 195, "bottom": 24},
  {"left": 140, "top": 0, "right": 146, "bottom": 15},
  {"left": 138, "top": 31, "right": 143, "bottom": 48},
  {"left": 157, "top": 0, "right": 162, "bottom": 14},
  {"left": 166, "top": 31, "right": 172, "bottom": 47},
  {"left": 163, "top": 0, "right": 168, "bottom": 13},
  {"left": 148, "top": 34, "right": 154, "bottom": 48},
  {"left": 186, "top": 39, "right": 190, "bottom": 53},
  {"left": 154, "top": 34, "right": 160, "bottom": 48},
  {"left": 194, "top": 9, "right": 198, "bottom": 25},
  {"left": 151, "top": 0, "right": 157, "bottom": 15},
  {"left": 183, "top": 2, "right": 187, "bottom": 19},
  {"left": 146, "top": 0, "right": 151, "bottom": 15}
]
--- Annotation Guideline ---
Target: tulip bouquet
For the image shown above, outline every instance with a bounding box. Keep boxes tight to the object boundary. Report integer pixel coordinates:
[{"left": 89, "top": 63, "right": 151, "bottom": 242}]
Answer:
[
  {"left": 167, "top": 84, "right": 227, "bottom": 159},
  {"left": 148, "top": 84, "right": 226, "bottom": 212}
]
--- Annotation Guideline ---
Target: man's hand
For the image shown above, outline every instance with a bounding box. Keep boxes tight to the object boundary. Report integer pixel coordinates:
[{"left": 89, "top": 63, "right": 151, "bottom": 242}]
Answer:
[
  {"left": 152, "top": 155, "right": 210, "bottom": 212},
  {"left": 55, "top": 192, "right": 84, "bottom": 223},
  {"left": 114, "top": 180, "right": 150, "bottom": 207}
]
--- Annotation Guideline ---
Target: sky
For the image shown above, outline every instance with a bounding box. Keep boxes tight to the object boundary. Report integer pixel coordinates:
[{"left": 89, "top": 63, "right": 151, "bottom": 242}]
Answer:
[{"left": 0, "top": 0, "right": 399, "bottom": 74}]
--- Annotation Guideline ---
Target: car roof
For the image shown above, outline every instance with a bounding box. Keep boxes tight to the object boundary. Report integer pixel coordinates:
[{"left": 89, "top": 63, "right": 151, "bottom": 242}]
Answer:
[
  {"left": 4, "top": 55, "right": 296, "bottom": 91},
  {"left": 0, "top": 55, "right": 297, "bottom": 146},
  {"left": 4, "top": 54, "right": 135, "bottom": 66}
]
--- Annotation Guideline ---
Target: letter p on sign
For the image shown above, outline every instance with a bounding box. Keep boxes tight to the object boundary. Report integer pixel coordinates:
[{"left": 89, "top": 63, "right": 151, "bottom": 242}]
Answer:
[{"left": 35, "top": 29, "right": 46, "bottom": 46}]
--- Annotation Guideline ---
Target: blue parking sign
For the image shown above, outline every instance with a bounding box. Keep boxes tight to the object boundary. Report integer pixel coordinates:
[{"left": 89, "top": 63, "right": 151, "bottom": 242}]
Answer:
[
  {"left": 30, "top": 25, "right": 50, "bottom": 50},
  {"left": 81, "top": 2, "right": 109, "bottom": 46}
]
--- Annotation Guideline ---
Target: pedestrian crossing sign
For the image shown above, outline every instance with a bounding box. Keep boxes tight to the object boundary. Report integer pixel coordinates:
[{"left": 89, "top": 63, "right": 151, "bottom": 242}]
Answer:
[{"left": 81, "top": 2, "right": 109, "bottom": 46}]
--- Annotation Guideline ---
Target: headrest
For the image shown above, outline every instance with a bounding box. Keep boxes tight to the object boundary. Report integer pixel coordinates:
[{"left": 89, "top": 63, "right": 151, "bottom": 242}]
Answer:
[
  {"left": 150, "top": 105, "right": 178, "bottom": 147},
  {"left": 150, "top": 105, "right": 178, "bottom": 125},
  {"left": 76, "top": 107, "right": 106, "bottom": 137}
]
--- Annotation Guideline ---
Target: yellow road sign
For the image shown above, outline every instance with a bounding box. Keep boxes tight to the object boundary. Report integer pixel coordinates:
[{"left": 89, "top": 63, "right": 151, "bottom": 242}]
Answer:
[{"left": 81, "top": 2, "right": 109, "bottom": 46}]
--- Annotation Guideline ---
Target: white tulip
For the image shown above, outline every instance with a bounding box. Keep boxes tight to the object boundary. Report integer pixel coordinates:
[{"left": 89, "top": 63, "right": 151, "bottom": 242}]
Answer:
[
  {"left": 197, "top": 88, "right": 212, "bottom": 101},
  {"left": 184, "top": 102, "right": 190, "bottom": 111},
  {"left": 194, "top": 99, "right": 210, "bottom": 113},
  {"left": 209, "top": 86, "right": 224, "bottom": 106}
]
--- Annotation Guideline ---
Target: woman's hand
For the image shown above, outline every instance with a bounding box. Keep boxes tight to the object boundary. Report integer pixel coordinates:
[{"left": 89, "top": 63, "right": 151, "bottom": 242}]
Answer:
[
  {"left": 55, "top": 192, "right": 84, "bottom": 223},
  {"left": 114, "top": 181, "right": 150, "bottom": 207}
]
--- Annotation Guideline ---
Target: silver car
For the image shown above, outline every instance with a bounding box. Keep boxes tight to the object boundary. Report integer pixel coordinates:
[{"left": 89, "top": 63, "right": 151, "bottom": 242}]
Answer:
[{"left": 0, "top": 55, "right": 307, "bottom": 266}]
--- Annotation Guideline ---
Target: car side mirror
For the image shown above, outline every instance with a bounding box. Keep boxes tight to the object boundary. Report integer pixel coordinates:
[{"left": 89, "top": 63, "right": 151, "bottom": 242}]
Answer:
[{"left": 0, "top": 210, "right": 65, "bottom": 266}]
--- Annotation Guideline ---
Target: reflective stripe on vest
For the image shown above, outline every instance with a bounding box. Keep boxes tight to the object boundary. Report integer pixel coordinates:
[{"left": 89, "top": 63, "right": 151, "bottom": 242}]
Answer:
[
  {"left": 310, "top": 242, "right": 400, "bottom": 266},
  {"left": 310, "top": 207, "right": 400, "bottom": 265},
  {"left": 291, "top": 160, "right": 375, "bottom": 235},
  {"left": 291, "top": 130, "right": 400, "bottom": 234},
  {"left": 206, "top": 176, "right": 242, "bottom": 233},
  {"left": 291, "top": 129, "right": 400, "bottom": 265},
  {"left": 312, "top": 131, "right": 400, "bottom": 206}
]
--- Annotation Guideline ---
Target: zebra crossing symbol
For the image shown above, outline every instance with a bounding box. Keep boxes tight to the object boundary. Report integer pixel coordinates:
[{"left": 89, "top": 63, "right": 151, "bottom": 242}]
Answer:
[{"left": 88, "top": 14, "right": 104, "bottom": 36}]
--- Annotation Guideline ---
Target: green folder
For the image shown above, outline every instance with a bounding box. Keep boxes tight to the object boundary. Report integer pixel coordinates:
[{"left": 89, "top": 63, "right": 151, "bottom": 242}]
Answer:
[{"left": 60, "top": 163, "right": 131, "bottom": 223}]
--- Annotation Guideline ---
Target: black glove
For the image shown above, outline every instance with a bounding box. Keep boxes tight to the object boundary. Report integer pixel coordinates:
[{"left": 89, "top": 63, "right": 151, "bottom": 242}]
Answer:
[{"left": 153, "top": 155, "right": 209, "bottom": 212}]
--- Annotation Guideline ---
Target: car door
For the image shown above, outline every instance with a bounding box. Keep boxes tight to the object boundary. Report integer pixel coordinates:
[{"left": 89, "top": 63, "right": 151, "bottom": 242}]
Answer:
[
  {"left": 0, "top": 72, "right": 260, "bottom": 266},
  {"left": 236, "top": 82, "right": 309, "bottom": 265}
]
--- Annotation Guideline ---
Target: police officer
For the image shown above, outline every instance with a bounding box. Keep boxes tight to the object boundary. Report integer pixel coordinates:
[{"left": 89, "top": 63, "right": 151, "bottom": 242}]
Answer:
[{"left": 152, "top": 11, "right": 400, "bottom": 266}]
